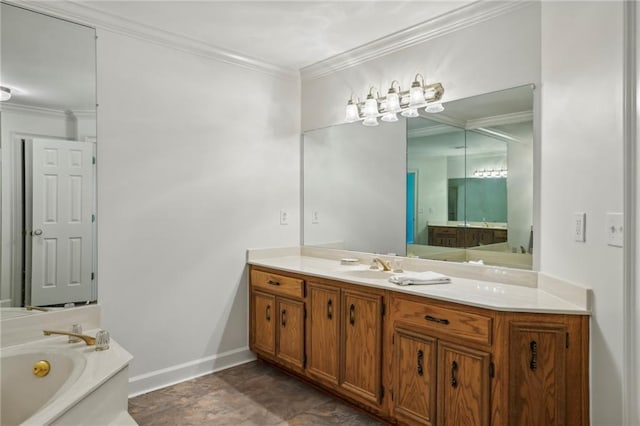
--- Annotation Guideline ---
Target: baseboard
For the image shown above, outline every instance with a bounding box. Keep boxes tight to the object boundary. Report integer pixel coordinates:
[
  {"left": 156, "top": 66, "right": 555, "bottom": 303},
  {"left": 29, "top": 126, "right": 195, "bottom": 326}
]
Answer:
[{"left": 128, "top": 347, "right": 256, "bottom": 398}]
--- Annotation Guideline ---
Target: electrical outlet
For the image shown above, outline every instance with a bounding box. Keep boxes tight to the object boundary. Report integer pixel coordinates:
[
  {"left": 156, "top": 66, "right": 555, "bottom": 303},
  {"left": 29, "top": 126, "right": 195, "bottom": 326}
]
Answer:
[
  {"left": 311, "top": 211, "right": 320, "bottom": 224},
  {"left": 280, "top": 210, "right": 289, "bottom": 225},
  {"left": 573, "top": 212, "right": 586, "bottom": 242},
  {"left": 606, "top": 212, "right": 623, "bottom": 247}
]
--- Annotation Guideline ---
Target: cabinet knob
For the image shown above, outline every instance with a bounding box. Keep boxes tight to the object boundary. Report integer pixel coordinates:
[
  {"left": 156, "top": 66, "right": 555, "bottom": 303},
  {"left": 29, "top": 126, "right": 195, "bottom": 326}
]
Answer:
[
  {"left": 530, "top": 340, "right": 538, "bottom": 371},
  {"left": 349, "top": 304, "right": 355, "bottom": 326},
  {"left": 281, "top": 309, "right": 287, "bottom": 327},
  {"left": 451, "top": 360, "right": 458, "bottom": 388}
]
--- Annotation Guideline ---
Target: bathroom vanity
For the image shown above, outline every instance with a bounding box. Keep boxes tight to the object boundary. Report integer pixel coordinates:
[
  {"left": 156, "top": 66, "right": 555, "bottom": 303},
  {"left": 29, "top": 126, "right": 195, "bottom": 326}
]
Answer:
[{"left": 247, "top": 249, "right": 589, "bottom": 426}]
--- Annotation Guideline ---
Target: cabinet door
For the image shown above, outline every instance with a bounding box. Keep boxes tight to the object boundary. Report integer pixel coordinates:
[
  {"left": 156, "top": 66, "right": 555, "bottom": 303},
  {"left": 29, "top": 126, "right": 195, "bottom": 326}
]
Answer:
[
  {"left": 276, "top": 298, "right": 305, "bottom": 371},
  {"left": 509, "top": 322, "right": 567, "bottom": 426},
  {"left": 252, "top": 291, "right": 275, "bottom": 356},
  {"left": 437, "top": 342, "right": 490, "bottom": 426},
  {"left": 340, "top": 289, "right": 383, "bottom": 406},
  {"left": 393, "top": 328, "right": 437, "bottom": 425},
  {"left": 307, "top": 283, "right": 340, "bottom": 386}
]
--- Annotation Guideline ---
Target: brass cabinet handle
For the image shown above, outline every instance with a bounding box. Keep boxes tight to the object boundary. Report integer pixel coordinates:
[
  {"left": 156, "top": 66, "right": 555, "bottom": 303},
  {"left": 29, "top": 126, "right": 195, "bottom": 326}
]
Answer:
[
  {"left": 417, "top": 350, "right": 424, "bottom": 376},
  {"left": 349, "top": 304, "right": 355, "bottom": 326},
  {"left": 281, "top": 309, "right": 286, "bottom": 327},
  {"left": 424, "top": 315, "right": 450, "bottom": 325},
  {"left": 267, "top": 279, "right": 280, "bottom": 286},
  {"left": 266, "top": 305, "right": 271, "bottom": 321},
  {"left": 530, "top": 340, "right": 538, "bottom": 371},
  {"left": 327, "top": 299, "right": 333, "bottom": 320},
  {"left": 451, "top": 360, "right": 458, "bottom": 388}
]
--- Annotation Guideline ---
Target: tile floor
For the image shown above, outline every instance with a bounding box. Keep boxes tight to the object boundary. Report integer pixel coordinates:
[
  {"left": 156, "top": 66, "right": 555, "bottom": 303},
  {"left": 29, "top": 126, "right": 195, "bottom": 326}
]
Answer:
[{"left": 129, "top": 360, "right": 383, "bottom": 425}]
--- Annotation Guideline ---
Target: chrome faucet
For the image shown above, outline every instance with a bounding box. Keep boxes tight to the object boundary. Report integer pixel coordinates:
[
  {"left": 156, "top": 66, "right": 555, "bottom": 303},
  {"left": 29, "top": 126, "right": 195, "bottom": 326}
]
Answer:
[
  {"left": 372, "top": 257, "right": 392, "bottom": 271},
  {"left": 43, "top": 330, "right": 96, "bottom": 346}
]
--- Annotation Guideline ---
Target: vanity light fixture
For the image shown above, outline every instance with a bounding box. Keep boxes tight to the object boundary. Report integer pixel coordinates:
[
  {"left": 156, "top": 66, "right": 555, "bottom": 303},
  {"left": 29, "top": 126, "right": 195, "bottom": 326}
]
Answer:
[
  {"left": 473, "top": 168, "right": 508, "bottom": 178},
  {"left": 345, "top": 74, "right": 444, "bottom": 125},
  {"left": 0, "top": 86, "right": 11, "bottom": 101}
]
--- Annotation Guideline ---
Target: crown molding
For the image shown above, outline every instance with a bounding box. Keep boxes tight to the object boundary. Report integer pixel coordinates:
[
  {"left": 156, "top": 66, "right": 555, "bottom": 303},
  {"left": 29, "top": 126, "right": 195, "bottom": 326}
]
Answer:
[
  {"left": 0, "top": 102, "right": 69, "bottom": 118},
  {"left": 465, "top": 110, "right": 533, "bottom": 129},
  {"left": 9, "top": 0, "right": 299, "bottom": 80},
  {"left": 300, "top": 0, "right": 534, "bottom": 81},
  {"left": 408, "top": 124, "right": 460, "bottom": 138}
]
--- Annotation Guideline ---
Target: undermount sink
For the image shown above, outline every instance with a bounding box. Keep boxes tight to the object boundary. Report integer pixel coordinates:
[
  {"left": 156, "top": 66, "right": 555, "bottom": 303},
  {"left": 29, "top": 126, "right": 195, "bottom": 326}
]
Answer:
[{"left": 343, "top": 269, "right": 393, "bottom": 279}]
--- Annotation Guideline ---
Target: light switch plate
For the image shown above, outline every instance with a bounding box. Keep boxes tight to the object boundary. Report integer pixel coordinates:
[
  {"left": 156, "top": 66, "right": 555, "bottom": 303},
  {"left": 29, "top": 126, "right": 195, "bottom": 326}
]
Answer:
[
  {"left": 606, "top": 212, "right": 623, "bottom": 247},
  {"left": 280, "top": 210, "right": 289, "bottom": 226},
  {"left": 311, "top": 211, "right": 320, "bottom": 224},
  {"left": 573, "top": 212, "right": 586, "bottom": 242}
]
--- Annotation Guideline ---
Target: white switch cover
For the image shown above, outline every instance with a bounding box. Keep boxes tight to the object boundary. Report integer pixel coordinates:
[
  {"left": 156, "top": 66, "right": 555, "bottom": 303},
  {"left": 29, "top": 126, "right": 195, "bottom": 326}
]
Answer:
[
  {"left": 311, "top": 211, "right": 320, "bottom": 224},
  {"left": 606, "top": 212, "right": 623, "bottom": 247},
  {"left": 573, "top": 212, "right": 586, "bottom": 242},
  {"left": 280, "top": 210, "right": 289, "bottom": 225}
]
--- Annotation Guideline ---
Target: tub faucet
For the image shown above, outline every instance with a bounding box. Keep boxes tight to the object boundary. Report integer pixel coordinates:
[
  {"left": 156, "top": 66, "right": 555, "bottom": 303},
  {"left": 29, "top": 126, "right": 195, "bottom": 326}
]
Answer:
[
  {"left": 43, "top": 330, "right": 96, "bottom": 346},
  {"left": 372, "top": 257, "right": 392, "bottom": 271}
]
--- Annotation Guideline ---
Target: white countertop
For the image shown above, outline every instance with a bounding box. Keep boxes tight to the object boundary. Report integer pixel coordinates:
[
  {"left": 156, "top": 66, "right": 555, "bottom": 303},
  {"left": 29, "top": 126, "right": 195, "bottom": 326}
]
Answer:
[{"left": 248, "top": 254, "right": 590, "bottom": 315}]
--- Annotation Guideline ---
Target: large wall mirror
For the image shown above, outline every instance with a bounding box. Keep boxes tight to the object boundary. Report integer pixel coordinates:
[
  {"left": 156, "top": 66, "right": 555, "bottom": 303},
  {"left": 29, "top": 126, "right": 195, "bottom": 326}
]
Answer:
[
  {"left": 303, "top": 85, "right": 534, "bottom": 270},
  {"left": 0, "top": 3, "right": 97, "bottom": 308}
]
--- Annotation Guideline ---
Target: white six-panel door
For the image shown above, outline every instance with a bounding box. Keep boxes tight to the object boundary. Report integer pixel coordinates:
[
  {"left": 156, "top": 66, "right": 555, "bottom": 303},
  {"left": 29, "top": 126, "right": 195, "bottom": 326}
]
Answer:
[{"left": 29, "top": 138, "right": 95, "bottom": 306}]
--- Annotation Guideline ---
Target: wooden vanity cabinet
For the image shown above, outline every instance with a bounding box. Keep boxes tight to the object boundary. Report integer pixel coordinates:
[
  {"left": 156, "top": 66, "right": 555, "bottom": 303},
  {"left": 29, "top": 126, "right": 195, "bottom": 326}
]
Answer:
[
  {"left": 391, "top": 293, "right": 492, "bottom": 426},
  {"left": 250, "top": 269, "right": 306, "bottom": 373},
  {"left": 506, "top": 313, "right": 589, "bottom": 426},
  {"left": 340, "top": 288, "right": 384, "bottom": 408},
  {"left": 248, "top": 266, "right": 589, "bottom": 426},
  {"left": 306, "top": 282, "right": 340, "bottom": 386}
]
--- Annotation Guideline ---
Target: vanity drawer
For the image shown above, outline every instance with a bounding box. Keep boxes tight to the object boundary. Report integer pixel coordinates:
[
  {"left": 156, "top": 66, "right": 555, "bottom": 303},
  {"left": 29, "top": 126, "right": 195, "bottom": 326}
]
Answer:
[
  {"left": 391, "top": 295, "right": 492, "bottom": 346},
  {"left": 251, "top": 270, "right": 304, "bottom": 299}
]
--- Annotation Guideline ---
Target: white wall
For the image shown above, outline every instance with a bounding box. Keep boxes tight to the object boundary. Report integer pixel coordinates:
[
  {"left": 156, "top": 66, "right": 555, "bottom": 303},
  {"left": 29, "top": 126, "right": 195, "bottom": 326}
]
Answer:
[
  {"left": 95, "top": 30, "right": 300, "bottom": 392},
  {"left": 303, "top": 121, "right": 406, "bottom": 254},
  {"left": 540, "top": 2, "right": 624, "bottom": 424}
]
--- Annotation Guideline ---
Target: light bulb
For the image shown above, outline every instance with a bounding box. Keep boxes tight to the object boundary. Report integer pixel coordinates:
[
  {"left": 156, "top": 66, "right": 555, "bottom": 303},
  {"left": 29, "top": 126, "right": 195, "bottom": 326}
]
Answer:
[
  {"left": 381, "top": 112, "right": 398, "bottom": 122},
  {"left": 0, "top": 86, "right": 11, "bottom": 102},
  {"left": 401, "top": 108, "right": 419, "bottom": 118},
  {"left": 409, "top": 81, "right": 425, "bottom": 108},
  {"left": 425, "top": 102, "right": 444, "bottom": 113},
  {"left": 385, "top": 91, "right": 400, "bottom": 113},
  {"left": 345, "top": 100, "right": 359, "bottom": 122},
  {"left": 362, "top": 116, "right": 379, "bottom": 126},
  {"left": 363, "top": 96, "right": 378, "bottom": 118}
]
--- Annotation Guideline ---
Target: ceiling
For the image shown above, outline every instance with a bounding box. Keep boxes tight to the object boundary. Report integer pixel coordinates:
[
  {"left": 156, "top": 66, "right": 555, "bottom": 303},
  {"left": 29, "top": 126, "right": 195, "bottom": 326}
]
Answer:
[
  {"left": 2, "top": 1, "right": 474, "bottom": 110},
  {"left": 70, "top": 1, "right": 472, "bottom": 70}
]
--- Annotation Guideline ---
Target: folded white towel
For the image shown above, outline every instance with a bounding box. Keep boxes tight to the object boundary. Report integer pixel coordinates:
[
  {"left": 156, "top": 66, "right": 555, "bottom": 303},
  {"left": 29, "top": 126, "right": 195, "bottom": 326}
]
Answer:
[{"left": 389, "top": 271, "right": 451, "bottom": 286}]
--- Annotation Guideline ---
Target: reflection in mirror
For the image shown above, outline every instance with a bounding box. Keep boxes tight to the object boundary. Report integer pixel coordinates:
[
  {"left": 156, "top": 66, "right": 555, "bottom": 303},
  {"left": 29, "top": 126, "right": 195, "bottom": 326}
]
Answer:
[
  {"left": 303, "top": 85, "right": 533, "bottom": 270},
  {"left": 0, "top": 3, "right": 97, "bottom": 308},
  {"left": 303, "top": 120, "right": 406, "bottom": 255},
  {"left": 407, "top": 85, "right": 533, "bottom": 269}
]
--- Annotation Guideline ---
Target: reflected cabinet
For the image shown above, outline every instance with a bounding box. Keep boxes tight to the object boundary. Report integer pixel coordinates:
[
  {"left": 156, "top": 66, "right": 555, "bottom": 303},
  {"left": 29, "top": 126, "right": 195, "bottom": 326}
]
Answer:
[{"left": 249, "top": 265, "right": 589, "bottom": 425}]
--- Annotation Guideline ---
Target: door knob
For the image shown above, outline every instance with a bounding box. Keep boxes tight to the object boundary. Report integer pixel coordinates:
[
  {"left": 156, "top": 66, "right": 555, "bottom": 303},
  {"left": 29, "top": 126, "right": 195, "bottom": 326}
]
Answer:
[{"left": 33, "top": 229, "right": 43, "bottom": 236}]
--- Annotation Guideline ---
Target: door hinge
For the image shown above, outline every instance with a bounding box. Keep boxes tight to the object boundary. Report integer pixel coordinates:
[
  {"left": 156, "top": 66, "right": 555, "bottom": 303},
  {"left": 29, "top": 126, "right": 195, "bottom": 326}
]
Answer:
[
  {"left": 380, "top": 385, "right": 385, "bottom": 399},
  {"left": 392, "top": 334, "right": 395, "bottom": 345},
  {"left": 92, "top": 214, "right": 96, "bottom": 223},
  {"left": 489, "top": 362, "right": 495, "bottom": 378},
  {"left": 91, "top": 272, "right": 95, "bottom": 280},
  {"left": 381, "top": 303, "right": 386, "bottom": 316},
  {"left": 92, "top": 156, "right": 96, "bottom": 165},
  {"left": 566, "top": 332, "right": 569, "bottom": 348},
  {"left": 304, "top": 307, "right": 307, "bottom": 319},
  {"left": 303, "top": 282, "right": 307, "bottom": 298}
]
